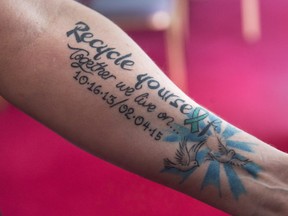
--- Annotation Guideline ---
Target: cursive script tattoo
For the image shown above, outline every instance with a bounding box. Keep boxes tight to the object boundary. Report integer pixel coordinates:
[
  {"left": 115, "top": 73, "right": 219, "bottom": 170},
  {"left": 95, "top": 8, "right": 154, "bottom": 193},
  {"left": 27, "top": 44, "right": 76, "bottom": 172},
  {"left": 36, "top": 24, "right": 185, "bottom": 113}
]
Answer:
[
  {"left": 135, "top": 73, "right": 194, "bottom": 114},
  {"left": 68, "top": 44, "right": 116, "bottom": 79},
  {"left": 67, "top": 21, "right": 135, "bottom": 71},
  {"left": 67, "top": 21, "right": 262, "bottom": 200}
]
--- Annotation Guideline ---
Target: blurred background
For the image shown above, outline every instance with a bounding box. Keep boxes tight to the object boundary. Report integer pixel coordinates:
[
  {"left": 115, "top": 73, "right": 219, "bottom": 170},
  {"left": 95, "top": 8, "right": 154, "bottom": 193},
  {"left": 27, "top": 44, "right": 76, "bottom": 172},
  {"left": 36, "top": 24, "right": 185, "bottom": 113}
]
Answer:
[{"left": 0, "top": 0, "right": 287, "bottom": 215}]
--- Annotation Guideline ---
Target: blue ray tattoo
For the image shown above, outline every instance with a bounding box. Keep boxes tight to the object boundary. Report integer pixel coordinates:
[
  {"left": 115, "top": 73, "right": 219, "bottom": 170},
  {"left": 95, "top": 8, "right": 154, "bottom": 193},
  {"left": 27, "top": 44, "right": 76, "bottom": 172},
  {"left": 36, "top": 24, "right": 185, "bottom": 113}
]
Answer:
[
  {"left": 162, "top": 107, "right": 262, "bottom": 200},
  {"left": 226, "top": 140, "right": 256, "bottom": 152},
  {"left": 224, "top": 164, "right": 246, "bottom": 200},
  {"left": 201, "top": 161, "right": 222, "bottom": 197},
  {"left": 222, "top": 124, "right": 241, "bottom": 139}
]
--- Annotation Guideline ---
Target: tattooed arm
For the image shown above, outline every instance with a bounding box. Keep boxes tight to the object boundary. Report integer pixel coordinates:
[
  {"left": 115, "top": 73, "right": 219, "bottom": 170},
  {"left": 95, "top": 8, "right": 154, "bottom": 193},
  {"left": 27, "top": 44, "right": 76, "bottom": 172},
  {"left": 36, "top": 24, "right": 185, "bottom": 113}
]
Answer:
[{"left": 0, "top": 0, "right": 287, "bottom": 215}]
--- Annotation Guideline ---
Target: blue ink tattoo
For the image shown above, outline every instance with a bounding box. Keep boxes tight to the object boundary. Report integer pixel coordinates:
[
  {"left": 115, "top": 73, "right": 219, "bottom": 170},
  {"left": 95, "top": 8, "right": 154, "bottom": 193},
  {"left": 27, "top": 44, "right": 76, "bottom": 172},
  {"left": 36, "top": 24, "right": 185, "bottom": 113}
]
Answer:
[{"left": 163, "top": 110, "right": 262, "bottom": 200}]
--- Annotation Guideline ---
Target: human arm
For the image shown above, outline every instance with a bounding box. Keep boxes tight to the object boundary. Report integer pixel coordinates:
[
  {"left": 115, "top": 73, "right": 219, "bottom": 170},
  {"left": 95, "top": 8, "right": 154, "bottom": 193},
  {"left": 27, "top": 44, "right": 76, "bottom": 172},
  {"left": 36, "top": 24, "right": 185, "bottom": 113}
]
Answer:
[{"left": 0, "top": 0, "right": 287, "bottom": 215}]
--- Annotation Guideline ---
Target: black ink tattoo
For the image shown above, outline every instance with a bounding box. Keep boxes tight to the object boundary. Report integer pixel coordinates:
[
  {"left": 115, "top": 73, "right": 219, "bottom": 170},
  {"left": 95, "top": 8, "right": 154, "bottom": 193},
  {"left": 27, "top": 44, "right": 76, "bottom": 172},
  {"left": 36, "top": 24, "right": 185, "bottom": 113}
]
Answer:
[
  {"left": 115, "top": 81, "right": 135, "bottom": 97},
  {"left": 135, "top": 73, "right": 193, "bottom": 114},
  {"left": 67, "top": 21, "right": 135, "bottom": 71},
  {"left": 157, "top": 112, "right": 175, "bottom": 126},
  {"left": 134, "top": 93, "right": 157, "bottom": 112},
  {"left": 69, "top": 44, "right": 116, "bottom": 80},
  {"left": 71, "top": 69, "right": 163, "bottom": 140},
  {"left": 67, "top": 22, "right": 262, "bottom": 201},
  {"left": 164, "top": 138, "right": 206, "bottom": 172}
]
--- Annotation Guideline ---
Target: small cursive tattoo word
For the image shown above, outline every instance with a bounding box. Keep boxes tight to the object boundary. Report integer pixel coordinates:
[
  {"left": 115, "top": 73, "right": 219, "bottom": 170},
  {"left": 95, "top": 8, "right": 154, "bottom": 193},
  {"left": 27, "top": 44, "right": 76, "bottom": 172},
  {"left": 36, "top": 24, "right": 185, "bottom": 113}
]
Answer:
[
  {"left": 67, "top": 21, "right": 135, "bottom": 71},
  {"left": 68, "top": 44, "right": 116, "bottom": 80}
]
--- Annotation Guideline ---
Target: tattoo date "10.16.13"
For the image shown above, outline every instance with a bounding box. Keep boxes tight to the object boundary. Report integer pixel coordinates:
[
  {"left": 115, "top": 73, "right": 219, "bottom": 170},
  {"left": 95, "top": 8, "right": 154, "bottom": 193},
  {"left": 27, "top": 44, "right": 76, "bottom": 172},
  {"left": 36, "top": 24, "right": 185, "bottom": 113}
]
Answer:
[{"left": 73, "top": 71, "right": 163, "bottom": 141}]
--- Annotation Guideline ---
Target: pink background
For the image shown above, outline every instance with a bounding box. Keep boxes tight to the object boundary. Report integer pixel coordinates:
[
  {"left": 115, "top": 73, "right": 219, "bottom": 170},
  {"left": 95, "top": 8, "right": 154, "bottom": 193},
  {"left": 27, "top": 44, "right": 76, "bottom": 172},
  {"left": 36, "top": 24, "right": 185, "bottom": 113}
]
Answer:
[{"left": 0, "top": 1, "right": 287, "bottom": 215}]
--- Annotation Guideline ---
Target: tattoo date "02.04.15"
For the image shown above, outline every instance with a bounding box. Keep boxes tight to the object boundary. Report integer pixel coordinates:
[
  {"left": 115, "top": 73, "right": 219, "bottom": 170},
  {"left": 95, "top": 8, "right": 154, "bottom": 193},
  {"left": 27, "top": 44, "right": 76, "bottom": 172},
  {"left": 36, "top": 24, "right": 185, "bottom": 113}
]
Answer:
[{"left": 73, "top": 71, "right": 163, "bottom": 141}]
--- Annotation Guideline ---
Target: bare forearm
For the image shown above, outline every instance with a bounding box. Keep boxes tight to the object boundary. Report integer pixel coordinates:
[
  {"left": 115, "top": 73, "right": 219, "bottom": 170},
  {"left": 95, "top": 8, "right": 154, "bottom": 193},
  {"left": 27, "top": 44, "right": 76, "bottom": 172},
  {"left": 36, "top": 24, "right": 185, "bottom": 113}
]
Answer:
[{"left": 0, "top": 0, "right": 287, "bottom": 215}]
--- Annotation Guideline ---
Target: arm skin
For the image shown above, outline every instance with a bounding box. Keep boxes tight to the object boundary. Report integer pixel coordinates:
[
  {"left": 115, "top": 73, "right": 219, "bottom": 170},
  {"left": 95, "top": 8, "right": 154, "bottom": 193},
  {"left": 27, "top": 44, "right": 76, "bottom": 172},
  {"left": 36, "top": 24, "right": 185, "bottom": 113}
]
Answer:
[{"left": 0, "top": 0, "right": 287, "bottom": 215}]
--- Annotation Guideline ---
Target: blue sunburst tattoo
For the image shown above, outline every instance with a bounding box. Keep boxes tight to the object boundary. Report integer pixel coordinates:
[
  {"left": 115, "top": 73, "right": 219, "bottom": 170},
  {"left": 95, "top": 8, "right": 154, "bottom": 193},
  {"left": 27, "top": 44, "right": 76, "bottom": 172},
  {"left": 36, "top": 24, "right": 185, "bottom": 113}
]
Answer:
[{"left": 162, "top": 108, "right": 262, "bottom": 200}]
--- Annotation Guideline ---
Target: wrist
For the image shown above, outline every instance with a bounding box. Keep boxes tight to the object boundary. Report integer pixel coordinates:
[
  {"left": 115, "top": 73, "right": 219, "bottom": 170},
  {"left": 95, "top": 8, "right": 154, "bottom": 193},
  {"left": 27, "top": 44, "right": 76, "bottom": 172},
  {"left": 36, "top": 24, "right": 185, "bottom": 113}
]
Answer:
[{"left": 252, "top": 150, "right": 288, "bottom": 215}]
